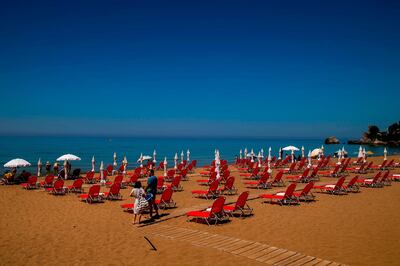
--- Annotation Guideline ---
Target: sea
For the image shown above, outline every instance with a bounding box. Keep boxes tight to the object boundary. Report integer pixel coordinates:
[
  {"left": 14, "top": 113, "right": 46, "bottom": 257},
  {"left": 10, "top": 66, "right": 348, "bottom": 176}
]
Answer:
[{"left": 1, "top": 136, "right": 399, "bottom": 174}]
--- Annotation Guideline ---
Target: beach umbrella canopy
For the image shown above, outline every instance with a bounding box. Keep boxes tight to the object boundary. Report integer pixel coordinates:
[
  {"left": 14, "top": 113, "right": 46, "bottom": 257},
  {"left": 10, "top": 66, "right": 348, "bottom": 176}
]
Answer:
[
  {"left": 137, "top": 155, "right": 152, "bottom": 162},
  {"left": 4, "top": 158, "right": 31, "bottom": 168},
  {"left": 310, "top": 148, "right": 322, "bottom": 157},
  {"left": 282, "top": 146, "right": 299, "bottom": 151},
  {"left": 57, "top": 154, "right": 81, "bottom": 161}
]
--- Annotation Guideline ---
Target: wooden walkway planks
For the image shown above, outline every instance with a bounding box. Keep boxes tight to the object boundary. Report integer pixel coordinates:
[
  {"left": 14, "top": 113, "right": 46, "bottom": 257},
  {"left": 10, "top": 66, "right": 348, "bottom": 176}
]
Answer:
[{"left": 141, "top": 225, "right": 346, "bottom": 266}]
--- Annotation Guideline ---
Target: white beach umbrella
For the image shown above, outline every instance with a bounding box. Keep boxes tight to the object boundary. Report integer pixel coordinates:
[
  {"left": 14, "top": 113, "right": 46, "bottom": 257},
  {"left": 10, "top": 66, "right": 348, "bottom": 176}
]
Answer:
[
  {"left": 384, "top": 147, "right": 387, "bottom": 160},
  {"left": 239, "top": 149, "right": 242, "bottom": 160},
  {"left": 282, "top": 146, "right": 299, "bottom": 151},
  {"left": 268, "top": 147, "right": 272, "bottom": 162},
  {"left": 138, "top": 153, "right": 143, "bottom": 168},
  {"left": 4, "top": 158, "right": 31, "bottom": 168},
  {"left": 341, "top": 147, "right": 347, "bottom": 158},
  {"left": 163, "top": 157, "right": 167, "bottom": 177},
  {"left": 215, "top": 149, "right": 221, "bottom": 180},
  {"left": 57, "top": 154, "right": 81, "bottom": 161},
  {"left": 358, "top": 146, "right": 363, "bottom": 158},
  {"left": 257, "top": 151, "right": 262, "bottom": 168},
  {"left": 153, "top": 150, "right": 157, "bottom": 163},
  {"left": 100, "top": 161, "right": 105, "bottom": 185},
  {"left": 91, "top": 156, "right": 95, "bottom": 172},
  {"left": 307, "top": 150, "right": 312, "bottom": 168},
  {"left": 138, "top": 155, "right": 152, "bottom": 162},
  {"left": 260, "top": 148, "right": 264, "bottom": 158},
  {"left": 311, "top": 148, "right": 322, "bottom": 158},
  {"left": 180, "top": 150, "right": 184, "bottom": 164},
  {"left": 362, "top": 148, "right": 366, "bottom": 163},
  {"left": 123, "top": 155, "right": 128, "bottom": 174},
  {"left": 187, "top": 149, "right": 190, "bottom": 162},
  {"left": 174, "top": 153, "right": 178, "bottom": 169},
  {"left": 301, "top": 146, "right": 305, "bottom": 158},
  {"left": 291, "top": 149, "right": 294, "bottom": 163},
  {"left": 113, "top": 152, "right": 117, "bottom": 166},
  {"left": 337, "top": 150, "right": 342, "bottom": 164},
  {"left": 244, "top": 148, "right": 248, "bottom": 158},
  {"left": 321, "top": 145, "right": 325, "bottom": 156},
  {"left": 37, "top": 158, "right": 42, "bottom": 177},
  {"left": 278, "top": 147, "right": 282, "bottom": 160}
]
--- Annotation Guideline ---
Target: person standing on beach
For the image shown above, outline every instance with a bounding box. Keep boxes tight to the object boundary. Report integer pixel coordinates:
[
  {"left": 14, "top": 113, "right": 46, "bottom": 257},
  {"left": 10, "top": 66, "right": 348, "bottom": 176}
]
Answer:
[
  {"left": 53, "top": 162, "right": 59, "bottom": 175},
  {"left": 130, "top": 181, "right": 146, "bottom": 224},
  {"left": 45, "top": 161, "right": 51, "bottom": 175},
  {"left": 145, "top": 169, "right": 159, "bottom": 219}
]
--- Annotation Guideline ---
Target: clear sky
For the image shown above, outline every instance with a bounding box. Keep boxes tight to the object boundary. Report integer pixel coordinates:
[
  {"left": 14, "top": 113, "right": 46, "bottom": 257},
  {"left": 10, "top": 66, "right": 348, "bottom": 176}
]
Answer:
[{"left": 0, "top": 0, "right": 399, "bottom": 138}]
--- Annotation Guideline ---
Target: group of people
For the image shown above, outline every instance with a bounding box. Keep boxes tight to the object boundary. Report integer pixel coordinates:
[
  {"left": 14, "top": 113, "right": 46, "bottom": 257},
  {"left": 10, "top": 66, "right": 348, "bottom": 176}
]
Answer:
[
  {"left": 130, "top": 169, "right": 159, "bottom": 225},
  {"left": 1, "top": 168, "right": 31, "bottom": 184}
]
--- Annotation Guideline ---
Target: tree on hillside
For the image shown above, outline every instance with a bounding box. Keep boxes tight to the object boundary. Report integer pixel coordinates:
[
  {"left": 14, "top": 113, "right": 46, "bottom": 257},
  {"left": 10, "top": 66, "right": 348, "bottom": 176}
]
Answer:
[{"left": 365, "top": 125, "right": 380, "bottom": 141}]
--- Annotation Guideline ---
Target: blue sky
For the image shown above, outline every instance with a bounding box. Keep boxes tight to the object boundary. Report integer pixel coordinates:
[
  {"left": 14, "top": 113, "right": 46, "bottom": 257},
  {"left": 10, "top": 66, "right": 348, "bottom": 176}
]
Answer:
[{"left": 0, "top": 0, "right": 399, "bottom": 138}]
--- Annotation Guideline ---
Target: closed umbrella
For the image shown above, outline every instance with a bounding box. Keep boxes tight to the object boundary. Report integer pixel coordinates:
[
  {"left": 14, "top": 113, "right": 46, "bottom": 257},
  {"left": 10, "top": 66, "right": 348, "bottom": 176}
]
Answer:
[
  {"left": 113, "top": 152, "right": 117, "bottom": 166},
  {"left": 261, "top": 148, "right": 264, "bottom": 158},
  {"left": 337, "top": 150, "right": 342, "bottom": 164},
  {"left": 257, "top": 151, "right": 262, "bottom": 168},
  {"left": 37, "top": 158, "right": 42, "bottom": 177},
  {"left": 268, "top": 147, "right": 272, "bottom": 163},
  {"left": 244, "top": 148, "right": 248, "bottom": 158},
  {"left": 187, "top": 149, "right": 190, "bottom": 162},
  {"left": 358, "top": 146, "right": 363, "bottom": 158},
  {"left": 278, "top": 147, "right": 282, "bottom": 160},
  {"left": 100, "top": 161, "right": 105, "bottom": 185},
  {"left": 174, "top": 153, "right": 178, "bottom": 169},
  {"left": 181, "top": 151, "right": 184, "bottom": 164},
  {"left": 321, "top": 145, "right": 325, "bottom": 156},
  {"left": 163, "top": 157, "right": 167, "bottom": 177},
  {"left": 215, "top": 149, "right": 221, "bottom": 180},
  {"left": 153, "top": 150, "right": 157, "bottom": 163},
  {"left": 384, "top": 147, "right": 387, "bottom": 160},
  {"left": 4, "top": 158, "right": 31, "bottom": 168},
  {"left": 307, "top": 150, "right": 312, "bottom": 168},
  {"left": 363, "top": 148, "right": 366, "bottom": 163},
  {"left": 301, "top": 146, "right": 305, "bottom": 158},
  {"left": 239, "top": 149, "right": 242, "bottom": 160},
  {"left": 123, "top": 155, "right": 128, "bottom": 174},
  {"left": 91, "top": 156, "right": 95, "bottom": 172}
]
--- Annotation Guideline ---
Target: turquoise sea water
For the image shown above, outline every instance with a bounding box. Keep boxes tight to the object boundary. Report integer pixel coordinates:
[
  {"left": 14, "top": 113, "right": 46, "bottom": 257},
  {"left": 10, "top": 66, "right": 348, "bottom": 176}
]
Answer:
[{"left": 1, "top": 136, "right": 399, "bottom": 174}]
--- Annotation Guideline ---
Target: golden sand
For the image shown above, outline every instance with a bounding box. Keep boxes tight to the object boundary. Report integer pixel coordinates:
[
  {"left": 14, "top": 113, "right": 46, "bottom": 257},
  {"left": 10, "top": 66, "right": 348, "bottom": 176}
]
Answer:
[{"left": 1, "top": 155, "right": 399, "bottom": 265}]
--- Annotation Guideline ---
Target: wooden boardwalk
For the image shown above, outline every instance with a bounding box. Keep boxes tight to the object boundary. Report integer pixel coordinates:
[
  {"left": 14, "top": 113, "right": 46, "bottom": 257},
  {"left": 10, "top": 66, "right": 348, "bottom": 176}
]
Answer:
[{"left": 142, "top": 225, "right": 347, "bottom": 266}]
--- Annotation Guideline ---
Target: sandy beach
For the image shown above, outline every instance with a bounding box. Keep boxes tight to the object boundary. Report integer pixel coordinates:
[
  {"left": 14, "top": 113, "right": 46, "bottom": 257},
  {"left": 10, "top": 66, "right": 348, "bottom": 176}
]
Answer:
[{"left": 1, "top": 155, "right": 400, "bottom": 266}]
